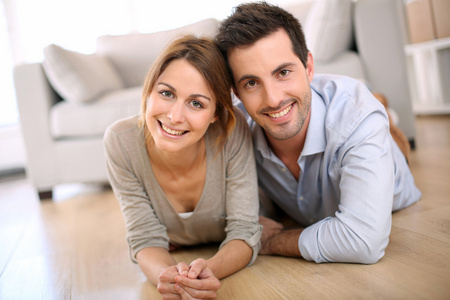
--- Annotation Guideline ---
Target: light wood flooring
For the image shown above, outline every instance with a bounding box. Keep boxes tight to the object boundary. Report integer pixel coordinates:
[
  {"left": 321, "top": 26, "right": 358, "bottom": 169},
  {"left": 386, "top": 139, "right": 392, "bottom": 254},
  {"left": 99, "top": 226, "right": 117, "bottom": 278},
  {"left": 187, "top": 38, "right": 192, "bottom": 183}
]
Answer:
[{"left": 1, "top": 115, "right": 449, "bottom": 299}]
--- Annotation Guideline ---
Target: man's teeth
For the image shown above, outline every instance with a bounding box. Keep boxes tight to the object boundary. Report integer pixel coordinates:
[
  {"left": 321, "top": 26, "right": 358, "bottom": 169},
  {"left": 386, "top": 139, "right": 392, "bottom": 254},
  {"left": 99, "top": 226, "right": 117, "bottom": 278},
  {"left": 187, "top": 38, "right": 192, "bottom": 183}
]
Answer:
[
  {"left": 161, "top": 124, "right": 184, "bottom": 135},
  {"left": 268, "top": 104, "right": 292, "bottom": 118}
]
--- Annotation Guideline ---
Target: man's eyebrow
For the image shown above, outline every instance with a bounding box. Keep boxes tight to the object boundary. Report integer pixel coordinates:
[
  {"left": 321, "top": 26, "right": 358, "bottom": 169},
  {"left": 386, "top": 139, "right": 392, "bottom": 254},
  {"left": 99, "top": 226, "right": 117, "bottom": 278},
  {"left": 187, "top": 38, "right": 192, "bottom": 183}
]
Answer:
[
  {"left": 237, "top": 74, "right": 258, "bottom": 85},
  {"left": 158, "top": 82, "right": 211, "bottom": 101},
  {"left": 272, "top": 63, "right": 295, "bottom": 76},
  {"left": 237, "top": 62, "right": 296, "bottom": 84}
]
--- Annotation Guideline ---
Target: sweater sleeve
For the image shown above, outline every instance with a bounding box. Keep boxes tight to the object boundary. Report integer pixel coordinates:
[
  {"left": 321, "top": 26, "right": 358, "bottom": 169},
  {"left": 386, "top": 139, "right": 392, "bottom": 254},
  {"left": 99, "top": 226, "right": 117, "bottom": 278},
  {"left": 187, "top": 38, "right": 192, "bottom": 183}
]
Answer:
[
  {"left": 220, "top": 109, "right": 263, "bottom": 265},
  {"left": 104, "top": 123, "right": 169, "bottom": 263}
]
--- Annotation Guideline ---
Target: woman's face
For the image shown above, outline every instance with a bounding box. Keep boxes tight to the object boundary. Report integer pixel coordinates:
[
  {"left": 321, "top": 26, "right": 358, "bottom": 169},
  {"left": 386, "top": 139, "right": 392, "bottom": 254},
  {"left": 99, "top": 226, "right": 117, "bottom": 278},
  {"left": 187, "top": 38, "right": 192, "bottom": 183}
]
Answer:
[{"left": 146, "top": 59, "right": 217, "bottom": 153}]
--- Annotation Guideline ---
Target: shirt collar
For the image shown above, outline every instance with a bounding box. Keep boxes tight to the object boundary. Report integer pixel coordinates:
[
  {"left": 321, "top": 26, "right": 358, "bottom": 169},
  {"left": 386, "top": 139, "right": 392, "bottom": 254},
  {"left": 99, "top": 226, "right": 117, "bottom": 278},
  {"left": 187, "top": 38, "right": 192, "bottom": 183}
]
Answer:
[
  {"left": 301, "top": 89, "right": 327, "bottom": 157},
  {"left": 252, "top": 88, "right": 327, "bottom": 161}
]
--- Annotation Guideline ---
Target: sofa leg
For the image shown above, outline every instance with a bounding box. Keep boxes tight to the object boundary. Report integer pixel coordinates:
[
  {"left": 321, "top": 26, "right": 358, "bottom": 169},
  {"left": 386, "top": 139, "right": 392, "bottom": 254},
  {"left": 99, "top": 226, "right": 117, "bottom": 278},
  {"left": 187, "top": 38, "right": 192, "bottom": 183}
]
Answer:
[{"left": 38, "top": 190, "right": 53, "bottom": 201}]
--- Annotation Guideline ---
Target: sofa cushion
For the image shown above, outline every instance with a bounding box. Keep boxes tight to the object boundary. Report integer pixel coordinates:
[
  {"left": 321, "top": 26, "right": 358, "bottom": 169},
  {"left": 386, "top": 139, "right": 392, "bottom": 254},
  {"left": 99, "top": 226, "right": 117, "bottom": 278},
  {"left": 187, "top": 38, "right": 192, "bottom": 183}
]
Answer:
[
  {"left": 314, "top": 51, "right": 367, "bottom": 82},
  {"left": 303, "top": 0, "right": 353, "bottom": 62},
  {"left": 43, "top": 44, "right": 125, "bottom": 104},
  {"left": 96, "top": 18, "right": 220, "bottom": 88},
  {"left": 50, "top": 87, "right": 142, "bottom": 139}
]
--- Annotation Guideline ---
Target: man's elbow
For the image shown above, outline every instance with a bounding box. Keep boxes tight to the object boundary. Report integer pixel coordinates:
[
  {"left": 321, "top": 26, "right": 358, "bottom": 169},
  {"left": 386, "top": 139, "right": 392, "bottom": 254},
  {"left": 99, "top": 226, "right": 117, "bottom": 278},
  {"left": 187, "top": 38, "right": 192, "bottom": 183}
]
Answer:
[
  {"left": 354, "top": 248, "right": 385, "bottom": 264},
  {"left": 350, "top": 237, "right": 387, "bottom": 264},
  {"left": 324, "top": 236, "right": 388, "bottom": 264}
]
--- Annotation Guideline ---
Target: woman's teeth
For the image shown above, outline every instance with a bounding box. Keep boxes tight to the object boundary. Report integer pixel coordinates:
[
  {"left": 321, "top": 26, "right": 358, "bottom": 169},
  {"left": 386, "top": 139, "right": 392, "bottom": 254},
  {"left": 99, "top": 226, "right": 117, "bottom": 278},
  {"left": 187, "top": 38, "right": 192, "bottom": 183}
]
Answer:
[
  {"left": 161, "top": 123, "right": 184, "bottom": 136},
  {"left": 268, "top": 104, "right": 292, "bottom": 118}
]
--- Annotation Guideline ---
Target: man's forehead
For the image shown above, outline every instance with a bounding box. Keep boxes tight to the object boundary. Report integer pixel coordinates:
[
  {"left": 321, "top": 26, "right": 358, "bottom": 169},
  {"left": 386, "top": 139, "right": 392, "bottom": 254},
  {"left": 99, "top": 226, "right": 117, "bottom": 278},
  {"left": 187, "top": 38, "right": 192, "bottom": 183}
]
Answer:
[{"left": 228, "top": 31, "right": 299, "bottom": 76}]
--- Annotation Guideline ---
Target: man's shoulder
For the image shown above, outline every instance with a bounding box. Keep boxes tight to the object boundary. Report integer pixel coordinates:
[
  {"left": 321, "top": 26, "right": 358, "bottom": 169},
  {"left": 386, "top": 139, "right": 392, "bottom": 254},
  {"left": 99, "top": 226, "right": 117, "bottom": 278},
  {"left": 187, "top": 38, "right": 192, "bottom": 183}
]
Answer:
[{"left": 311, "top": 74, "right": 386, "bottom": 136}]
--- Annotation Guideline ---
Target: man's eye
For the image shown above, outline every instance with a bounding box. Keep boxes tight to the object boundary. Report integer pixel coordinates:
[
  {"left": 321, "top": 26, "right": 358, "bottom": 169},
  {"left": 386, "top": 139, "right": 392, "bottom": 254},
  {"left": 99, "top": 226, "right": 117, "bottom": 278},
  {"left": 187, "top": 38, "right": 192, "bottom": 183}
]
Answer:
[
  {"left": 190, "top": 100, "right": 203, "bottom": 108},
  {"left": 279, "top": 70, "right": 290, "bottom": 77},
  {"left": 160, "top": 90, "right": 173, "bottom": 98}
]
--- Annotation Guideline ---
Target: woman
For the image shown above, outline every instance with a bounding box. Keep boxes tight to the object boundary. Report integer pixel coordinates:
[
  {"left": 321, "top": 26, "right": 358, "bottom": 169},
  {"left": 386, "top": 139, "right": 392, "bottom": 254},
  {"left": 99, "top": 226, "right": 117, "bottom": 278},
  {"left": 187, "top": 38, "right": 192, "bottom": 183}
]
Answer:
[{"left": 104, "top": 35, "right": 262, "bottom": 299}]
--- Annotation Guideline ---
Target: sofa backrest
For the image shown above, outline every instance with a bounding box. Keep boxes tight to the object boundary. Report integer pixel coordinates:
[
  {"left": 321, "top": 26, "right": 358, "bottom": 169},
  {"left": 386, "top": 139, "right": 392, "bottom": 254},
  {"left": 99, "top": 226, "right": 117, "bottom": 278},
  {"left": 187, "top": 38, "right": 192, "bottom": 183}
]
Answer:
[{"left": 96, "top": 18, "right": 220, "bottom": 88}]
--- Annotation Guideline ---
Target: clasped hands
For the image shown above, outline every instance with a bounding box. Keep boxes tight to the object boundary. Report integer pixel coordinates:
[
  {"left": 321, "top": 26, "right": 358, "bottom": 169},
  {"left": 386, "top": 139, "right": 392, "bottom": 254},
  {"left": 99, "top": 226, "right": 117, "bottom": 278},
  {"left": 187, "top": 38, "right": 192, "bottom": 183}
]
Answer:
[{"left": 157, "top": 258, "right": 221, "bottom": 300}]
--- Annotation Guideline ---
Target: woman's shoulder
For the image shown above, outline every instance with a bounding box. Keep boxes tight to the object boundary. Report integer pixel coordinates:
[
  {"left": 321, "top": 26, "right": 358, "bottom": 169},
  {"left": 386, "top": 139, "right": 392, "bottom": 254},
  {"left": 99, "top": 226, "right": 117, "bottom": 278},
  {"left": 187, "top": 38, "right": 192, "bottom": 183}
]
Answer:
[
  {"left": 107, "top": 115, "right": 140, "bottom": 134},
  {"left": 104, "top": 115, "right": 142, "bottom": 146},
  {"left": 229, "top": 106, "right": 251, "bottom": 140}
]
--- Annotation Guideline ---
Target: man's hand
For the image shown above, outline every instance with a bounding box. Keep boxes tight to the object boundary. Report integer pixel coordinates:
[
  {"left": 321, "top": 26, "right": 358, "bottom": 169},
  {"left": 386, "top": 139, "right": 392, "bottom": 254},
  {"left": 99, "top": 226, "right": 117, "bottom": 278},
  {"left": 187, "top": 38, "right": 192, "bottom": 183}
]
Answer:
[
  {"left": 259, "top": 216, "right": 284, "bottom": 255},
  {"left": 174, "top": 258, "right": 221, "bottom": 299}
]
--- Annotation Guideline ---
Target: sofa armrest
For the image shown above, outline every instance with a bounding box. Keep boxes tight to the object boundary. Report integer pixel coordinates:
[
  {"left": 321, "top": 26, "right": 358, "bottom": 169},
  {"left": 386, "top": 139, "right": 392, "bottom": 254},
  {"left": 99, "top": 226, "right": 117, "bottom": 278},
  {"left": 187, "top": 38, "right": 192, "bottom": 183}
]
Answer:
[
  {"left": 14, "top": 63, "right": 60, "bottom": 189},
  {"left": 354, "top": 0, "right": 416, "bottom": 139}
]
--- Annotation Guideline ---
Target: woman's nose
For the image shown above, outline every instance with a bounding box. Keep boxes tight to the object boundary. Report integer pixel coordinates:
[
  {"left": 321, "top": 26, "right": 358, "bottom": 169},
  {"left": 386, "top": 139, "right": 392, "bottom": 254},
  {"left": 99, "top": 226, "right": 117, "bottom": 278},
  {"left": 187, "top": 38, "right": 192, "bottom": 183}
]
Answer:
[{"left": 167, "top": 100, "right": 185, "bottom": 123}]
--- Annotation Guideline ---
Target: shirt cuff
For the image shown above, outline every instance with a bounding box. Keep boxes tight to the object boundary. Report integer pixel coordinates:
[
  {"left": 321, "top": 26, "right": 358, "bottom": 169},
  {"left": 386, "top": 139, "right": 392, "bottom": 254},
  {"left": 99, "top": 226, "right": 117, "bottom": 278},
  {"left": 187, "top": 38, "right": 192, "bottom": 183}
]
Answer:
[{"left": 299, "top": 218, "right": 330, "bottom": 263}]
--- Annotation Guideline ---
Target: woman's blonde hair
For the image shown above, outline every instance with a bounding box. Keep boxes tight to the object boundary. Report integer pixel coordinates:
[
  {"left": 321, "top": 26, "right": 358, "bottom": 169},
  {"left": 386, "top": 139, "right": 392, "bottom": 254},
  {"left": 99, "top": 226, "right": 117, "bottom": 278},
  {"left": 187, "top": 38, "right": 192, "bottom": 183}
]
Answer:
[{"left": 138, "top": 35, "right": 235, "bottom": 151}]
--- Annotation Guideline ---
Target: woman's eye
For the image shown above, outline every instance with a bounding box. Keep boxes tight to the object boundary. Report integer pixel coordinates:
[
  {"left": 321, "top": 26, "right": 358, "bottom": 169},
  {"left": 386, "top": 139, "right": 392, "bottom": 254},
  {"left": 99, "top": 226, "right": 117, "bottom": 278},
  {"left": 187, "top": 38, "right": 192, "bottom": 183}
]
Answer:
[
  {"left": 160, "top": 90, "right": 173, "bottom": 98},
  {"left": 245, "top": 80, "right": 257, "bottom": 88},
  {"left": 190, "top": 100, "right": 203, "bottom": 109}
]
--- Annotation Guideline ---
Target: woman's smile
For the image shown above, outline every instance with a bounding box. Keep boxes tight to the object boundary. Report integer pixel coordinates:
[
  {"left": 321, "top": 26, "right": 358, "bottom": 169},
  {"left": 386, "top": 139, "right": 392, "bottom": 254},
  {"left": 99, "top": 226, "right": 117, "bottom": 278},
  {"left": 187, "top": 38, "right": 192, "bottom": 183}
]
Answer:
[{"left": 159, "top": 120, "right": 188, "bottom": 136}]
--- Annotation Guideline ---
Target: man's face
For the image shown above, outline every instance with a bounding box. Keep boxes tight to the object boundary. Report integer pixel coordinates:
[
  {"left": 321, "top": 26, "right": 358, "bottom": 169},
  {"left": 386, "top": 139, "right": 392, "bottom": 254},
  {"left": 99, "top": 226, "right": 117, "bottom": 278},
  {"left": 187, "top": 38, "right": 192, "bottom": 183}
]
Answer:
[{"left": 228, "top": 29, "right": 314, "bottom": 141}]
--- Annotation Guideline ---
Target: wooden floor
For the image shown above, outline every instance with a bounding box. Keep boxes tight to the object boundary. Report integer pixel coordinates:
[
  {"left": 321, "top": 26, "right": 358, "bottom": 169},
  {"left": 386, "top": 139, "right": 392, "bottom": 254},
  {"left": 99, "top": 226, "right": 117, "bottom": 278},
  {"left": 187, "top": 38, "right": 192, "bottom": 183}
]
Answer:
[{"left": 1, "top": 115, "right": 449, "bottom": 299}]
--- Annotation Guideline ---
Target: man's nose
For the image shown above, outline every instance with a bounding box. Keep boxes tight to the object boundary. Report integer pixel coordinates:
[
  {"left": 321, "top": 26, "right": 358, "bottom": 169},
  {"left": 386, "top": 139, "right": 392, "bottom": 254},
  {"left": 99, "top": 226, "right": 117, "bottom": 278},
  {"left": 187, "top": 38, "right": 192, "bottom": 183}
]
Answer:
[{"left": 262, "top": 81, "right": 282, "bottom": 108}]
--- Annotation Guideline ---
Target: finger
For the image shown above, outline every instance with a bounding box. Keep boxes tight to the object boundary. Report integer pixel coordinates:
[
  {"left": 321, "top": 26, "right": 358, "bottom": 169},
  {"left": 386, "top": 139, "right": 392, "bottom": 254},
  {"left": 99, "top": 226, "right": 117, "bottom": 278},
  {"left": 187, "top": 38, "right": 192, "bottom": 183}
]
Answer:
[
  {"left": 176, "top": 262, "right": 190, "bottom": 277},
  {"left": 157, "top": 282, "right": 179, "bottom": 298},
  {"left": 174, "top": 284, "right": 194, "bottom": 300},
  {"left": 188, "top": 259, "right": 207, "bottom": 279},
  {"left": 176, "top": 275, "right": 221, "bottom": 291},
  {"left": 176, "top": 282, "right": 218, "bottom": 300}
]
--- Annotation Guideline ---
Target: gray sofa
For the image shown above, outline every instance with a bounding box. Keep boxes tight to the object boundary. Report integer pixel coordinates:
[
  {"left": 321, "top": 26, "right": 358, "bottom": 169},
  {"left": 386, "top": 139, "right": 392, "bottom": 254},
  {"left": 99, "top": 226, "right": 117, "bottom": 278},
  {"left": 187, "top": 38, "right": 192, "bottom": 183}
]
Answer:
[{"left": 14, "top": 0, "right": 416, "bottom": 199}]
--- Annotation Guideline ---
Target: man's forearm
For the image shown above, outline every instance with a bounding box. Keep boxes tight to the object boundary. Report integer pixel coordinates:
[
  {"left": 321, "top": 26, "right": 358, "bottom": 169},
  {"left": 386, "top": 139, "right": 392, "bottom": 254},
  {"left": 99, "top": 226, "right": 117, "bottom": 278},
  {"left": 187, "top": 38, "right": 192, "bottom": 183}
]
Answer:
[{"left": 267, "top": 229, "right": 303, "bottom": 257}]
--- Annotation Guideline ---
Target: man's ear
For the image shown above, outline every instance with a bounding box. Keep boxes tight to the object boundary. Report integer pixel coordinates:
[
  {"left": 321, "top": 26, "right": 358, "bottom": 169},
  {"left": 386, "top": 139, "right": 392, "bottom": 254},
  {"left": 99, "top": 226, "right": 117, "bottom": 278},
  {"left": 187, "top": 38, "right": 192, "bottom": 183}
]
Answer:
[
  {"left": 232, "top": 87, "right": 241, "bottom": 100},
  {"left": 306, "top": 52, "right": 314, "bottom": 84}
]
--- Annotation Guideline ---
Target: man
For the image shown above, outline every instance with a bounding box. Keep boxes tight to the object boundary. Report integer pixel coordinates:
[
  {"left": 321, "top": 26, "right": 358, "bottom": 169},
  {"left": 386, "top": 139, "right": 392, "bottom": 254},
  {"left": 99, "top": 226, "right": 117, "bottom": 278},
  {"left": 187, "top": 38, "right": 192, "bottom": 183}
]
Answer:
[{"left": 215, "top": 2, "right": 421, "bottom": 264}]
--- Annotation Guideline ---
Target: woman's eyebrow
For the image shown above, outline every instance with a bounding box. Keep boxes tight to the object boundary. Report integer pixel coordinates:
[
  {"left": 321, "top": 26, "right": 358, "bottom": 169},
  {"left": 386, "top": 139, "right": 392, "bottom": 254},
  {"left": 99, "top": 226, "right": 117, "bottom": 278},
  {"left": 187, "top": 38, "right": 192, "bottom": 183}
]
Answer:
[{"left": 158, "top": 82, "right": 211, "bottom": 101}]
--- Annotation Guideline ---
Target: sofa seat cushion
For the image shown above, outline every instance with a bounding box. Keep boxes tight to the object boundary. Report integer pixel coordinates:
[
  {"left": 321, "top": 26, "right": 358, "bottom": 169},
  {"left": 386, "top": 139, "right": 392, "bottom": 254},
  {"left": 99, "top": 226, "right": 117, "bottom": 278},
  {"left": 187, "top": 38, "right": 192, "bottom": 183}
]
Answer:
[
  {"left": 96, "top": 18, "right": 220, "bottom": 88},
  {"left": 50, "top": 87, "right": 142, "bottom": 139}
]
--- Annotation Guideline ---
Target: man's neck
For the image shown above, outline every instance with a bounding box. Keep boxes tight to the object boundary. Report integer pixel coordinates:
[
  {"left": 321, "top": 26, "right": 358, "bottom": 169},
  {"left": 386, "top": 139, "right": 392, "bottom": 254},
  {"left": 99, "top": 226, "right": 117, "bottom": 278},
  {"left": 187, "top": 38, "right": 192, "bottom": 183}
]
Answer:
[{"left": 265, "top": 109, "right": 311, "bottom": 180}]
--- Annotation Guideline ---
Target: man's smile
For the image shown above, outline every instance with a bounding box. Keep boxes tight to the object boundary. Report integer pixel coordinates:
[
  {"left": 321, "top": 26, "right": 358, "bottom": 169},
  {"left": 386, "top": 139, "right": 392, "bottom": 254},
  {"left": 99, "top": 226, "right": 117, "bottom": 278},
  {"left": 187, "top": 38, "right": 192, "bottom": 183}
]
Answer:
[{"left": 267, "top": 103, "right": 293, "bottom": 118}]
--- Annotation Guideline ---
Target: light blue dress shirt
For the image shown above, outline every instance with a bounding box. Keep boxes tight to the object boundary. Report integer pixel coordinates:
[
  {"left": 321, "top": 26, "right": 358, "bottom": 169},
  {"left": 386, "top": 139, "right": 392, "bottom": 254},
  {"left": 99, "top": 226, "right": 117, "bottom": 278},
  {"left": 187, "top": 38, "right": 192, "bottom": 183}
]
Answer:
[{"left": 246, "top": 74, "right": 421, "bottom": 264}]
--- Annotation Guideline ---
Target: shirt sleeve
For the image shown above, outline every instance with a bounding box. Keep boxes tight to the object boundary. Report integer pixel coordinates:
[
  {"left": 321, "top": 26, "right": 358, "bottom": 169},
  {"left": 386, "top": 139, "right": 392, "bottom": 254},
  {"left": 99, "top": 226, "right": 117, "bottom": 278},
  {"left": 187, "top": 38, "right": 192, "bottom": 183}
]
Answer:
[
  {"left": 299, "top": 107, "right": 394, "bottom": 264},
  {"left": 220, "top": 109, "right": 263, "bottom": 265},
  {"left": 104, "top": 125, "right": 169, "bottom": 263}
]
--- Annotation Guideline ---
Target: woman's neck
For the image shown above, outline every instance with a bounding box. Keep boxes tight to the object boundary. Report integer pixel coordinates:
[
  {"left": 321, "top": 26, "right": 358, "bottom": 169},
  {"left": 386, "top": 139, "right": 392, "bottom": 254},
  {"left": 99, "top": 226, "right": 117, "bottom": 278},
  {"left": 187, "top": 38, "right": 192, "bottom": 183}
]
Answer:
[{"left": 147, "top": 138, "right": 206, "bottom": 175}]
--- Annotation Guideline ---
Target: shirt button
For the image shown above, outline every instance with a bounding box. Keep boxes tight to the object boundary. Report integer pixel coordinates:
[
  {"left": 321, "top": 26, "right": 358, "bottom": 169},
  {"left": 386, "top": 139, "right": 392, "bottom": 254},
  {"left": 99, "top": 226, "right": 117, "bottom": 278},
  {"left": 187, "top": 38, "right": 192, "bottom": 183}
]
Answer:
[
  {"left": 281, "top": 167, "right": 287, "bottom": 172},
  {"left": 298, "top": 196, "right": 304, "bottom": 201}
]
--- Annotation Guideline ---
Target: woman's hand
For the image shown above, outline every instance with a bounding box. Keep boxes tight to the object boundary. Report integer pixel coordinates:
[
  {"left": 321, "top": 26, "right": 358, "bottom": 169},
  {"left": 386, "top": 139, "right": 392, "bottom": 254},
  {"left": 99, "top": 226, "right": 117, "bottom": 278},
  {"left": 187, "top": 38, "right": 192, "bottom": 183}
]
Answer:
[
  {"left": 157, "top": 262, "right": 190, "bottom": 300},
  {"left": 174, "top": 258, "right": 221, "bottom": 299}
]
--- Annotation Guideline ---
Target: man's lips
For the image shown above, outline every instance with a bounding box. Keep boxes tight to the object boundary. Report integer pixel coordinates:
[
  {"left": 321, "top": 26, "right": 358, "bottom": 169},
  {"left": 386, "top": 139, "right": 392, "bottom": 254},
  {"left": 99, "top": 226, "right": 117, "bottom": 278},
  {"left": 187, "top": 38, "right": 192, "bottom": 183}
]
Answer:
[{"left": 265, "top": 103, "right": 293, "bottom": 119}]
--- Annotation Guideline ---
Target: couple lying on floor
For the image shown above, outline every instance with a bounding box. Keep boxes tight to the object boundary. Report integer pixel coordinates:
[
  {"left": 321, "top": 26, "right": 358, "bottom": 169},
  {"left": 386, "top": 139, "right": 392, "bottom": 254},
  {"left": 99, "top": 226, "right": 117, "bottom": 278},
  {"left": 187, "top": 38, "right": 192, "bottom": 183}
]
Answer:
[{"left": 104, "top": 2, "right": 421, "bottom": 299}]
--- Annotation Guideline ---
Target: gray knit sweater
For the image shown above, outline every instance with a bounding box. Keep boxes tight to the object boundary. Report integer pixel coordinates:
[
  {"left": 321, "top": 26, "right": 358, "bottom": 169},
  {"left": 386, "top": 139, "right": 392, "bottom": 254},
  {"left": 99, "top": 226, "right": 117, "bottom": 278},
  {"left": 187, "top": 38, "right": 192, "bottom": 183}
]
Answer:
[{"left": 104, "top": 108, "right": 262, "bottom": 264}]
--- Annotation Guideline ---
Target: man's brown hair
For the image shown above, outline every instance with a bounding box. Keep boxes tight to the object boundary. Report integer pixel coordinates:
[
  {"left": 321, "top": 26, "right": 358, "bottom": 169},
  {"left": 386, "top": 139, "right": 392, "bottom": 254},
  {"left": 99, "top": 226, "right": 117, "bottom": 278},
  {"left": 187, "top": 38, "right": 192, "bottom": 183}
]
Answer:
[{"left": 215, "top": 1, "right": 309, "bottom": 82}]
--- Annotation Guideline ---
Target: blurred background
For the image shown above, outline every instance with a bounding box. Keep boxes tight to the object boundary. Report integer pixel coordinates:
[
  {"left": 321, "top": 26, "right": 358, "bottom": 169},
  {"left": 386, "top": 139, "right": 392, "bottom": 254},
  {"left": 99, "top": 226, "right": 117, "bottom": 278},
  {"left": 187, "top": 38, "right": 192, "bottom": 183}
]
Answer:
[{"left": 0, "top": 0, "right": 303, "bottom": 175}]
